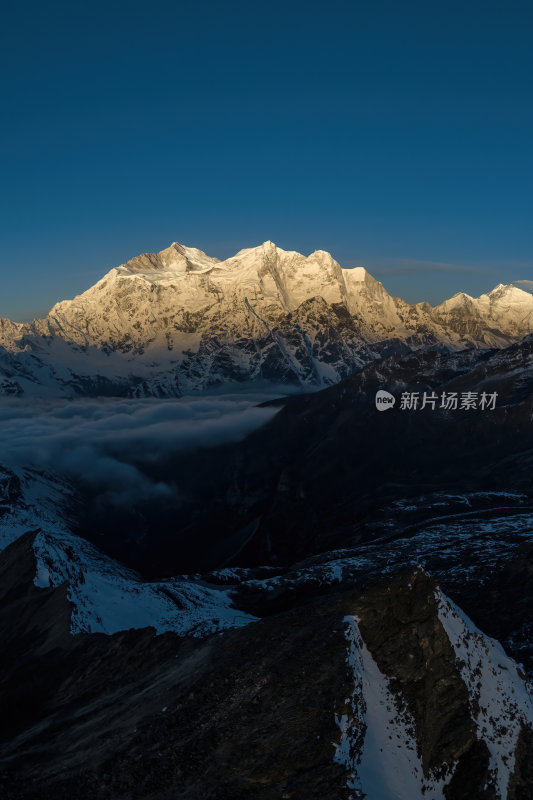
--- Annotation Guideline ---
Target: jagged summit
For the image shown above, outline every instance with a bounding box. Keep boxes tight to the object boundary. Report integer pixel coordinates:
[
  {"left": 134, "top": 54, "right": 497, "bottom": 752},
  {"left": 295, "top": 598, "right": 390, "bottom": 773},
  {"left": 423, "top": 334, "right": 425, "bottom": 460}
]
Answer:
[
  {"left": 438, "top": 290, "right": 475, "bottom": 302},
  {"left": 120, "top": 241, "right": 219, "bottom": 277},
  {"left": 486, "top": 282, "right": 533, "bottom": 301}
]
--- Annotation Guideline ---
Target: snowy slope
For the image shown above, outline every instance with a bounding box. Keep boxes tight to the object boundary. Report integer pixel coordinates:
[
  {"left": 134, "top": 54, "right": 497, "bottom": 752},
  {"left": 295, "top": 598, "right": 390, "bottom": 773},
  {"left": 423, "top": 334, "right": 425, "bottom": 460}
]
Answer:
[
  {"left": 0, "top": 465, "right": 255, "bottom": 637},
  {"left": 31, "top": 527, "right": 256, "bottom": 636},
  {"left": 437, "top": 591, "right": 533, "bottom": 798}
]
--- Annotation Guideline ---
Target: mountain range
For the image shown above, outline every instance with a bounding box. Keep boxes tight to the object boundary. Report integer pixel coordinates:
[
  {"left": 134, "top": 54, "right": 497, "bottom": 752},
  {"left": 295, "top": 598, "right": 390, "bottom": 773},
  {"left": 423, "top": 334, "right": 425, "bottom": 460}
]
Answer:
[{"left": 1, "top": 240, "right": 532, "bottom": 397}]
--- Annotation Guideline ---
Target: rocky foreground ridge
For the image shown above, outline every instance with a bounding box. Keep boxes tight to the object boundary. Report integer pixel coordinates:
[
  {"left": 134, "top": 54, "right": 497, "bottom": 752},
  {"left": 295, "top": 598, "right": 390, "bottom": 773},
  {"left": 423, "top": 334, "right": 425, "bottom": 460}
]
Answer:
[{"left": 0, "top": 531, "right": 532, "bottom": 799}]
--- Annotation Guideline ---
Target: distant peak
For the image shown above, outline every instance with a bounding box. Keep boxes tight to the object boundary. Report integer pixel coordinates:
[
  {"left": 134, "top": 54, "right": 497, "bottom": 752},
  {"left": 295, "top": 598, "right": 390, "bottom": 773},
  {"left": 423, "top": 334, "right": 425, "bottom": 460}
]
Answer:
[
  {"left": 488, "top": 282, "right": 529, "bottom": 294},
  {"left": 451, "top": 291, "right": 474, "bottom": 300},
  {"left": 487, "top": 283, "right": 531, "bottom": 299},
  {"left": 166, "top": 241, "right": 218, "bottom": 260},
  {"left": 435, "top": 291, "right": 474, "bottom": 311},
  {"left": 167, "top": 241, "right": 194, "bottom": 256}
]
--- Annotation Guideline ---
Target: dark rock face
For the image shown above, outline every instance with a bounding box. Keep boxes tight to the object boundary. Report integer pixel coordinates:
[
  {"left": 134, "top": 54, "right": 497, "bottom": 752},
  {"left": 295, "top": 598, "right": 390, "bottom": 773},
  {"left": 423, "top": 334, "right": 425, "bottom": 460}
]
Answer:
[
  {"left": 508, "top": 725, "right": 533, "bottom": 799},
  {"left": 358, "top": 572, "right": 482, "bottom": 780},
  {"left": 444, "top": 740, "right": 496, "bottom": 800},
  {"left": 0, "top": 531, "right": 72, "bottom": 748}
]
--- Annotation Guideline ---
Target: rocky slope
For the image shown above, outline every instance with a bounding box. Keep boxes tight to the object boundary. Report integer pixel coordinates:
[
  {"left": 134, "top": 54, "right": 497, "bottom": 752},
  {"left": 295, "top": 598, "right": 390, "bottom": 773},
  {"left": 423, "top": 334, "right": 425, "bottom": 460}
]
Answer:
[
  {"left": 0, "top": 532, "right": 531, "bottom": 799},
  {"left": 1, "top": 241, "right": 532, "bottom": 397}
]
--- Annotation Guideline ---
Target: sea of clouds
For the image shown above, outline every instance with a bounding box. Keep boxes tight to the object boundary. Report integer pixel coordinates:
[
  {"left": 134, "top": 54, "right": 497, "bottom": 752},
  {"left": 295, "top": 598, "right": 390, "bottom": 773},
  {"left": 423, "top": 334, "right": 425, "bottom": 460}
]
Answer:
[{"left": 0, "top": 393, "right": 282, "bottom": 506}]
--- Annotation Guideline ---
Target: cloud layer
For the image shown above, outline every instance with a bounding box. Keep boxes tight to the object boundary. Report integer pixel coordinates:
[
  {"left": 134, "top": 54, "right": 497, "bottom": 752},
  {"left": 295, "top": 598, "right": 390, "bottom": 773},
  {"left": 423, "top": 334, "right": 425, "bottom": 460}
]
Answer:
[{"left": 0, "top": 393, "right": 281, "bottom": 507}]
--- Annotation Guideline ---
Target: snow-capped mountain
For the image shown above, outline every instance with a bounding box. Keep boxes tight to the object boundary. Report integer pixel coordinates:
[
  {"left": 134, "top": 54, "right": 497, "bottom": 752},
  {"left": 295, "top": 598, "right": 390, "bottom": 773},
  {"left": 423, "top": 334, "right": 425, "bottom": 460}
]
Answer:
[{"left": 1, "top": 240, "right": 532, "bottom": 397}]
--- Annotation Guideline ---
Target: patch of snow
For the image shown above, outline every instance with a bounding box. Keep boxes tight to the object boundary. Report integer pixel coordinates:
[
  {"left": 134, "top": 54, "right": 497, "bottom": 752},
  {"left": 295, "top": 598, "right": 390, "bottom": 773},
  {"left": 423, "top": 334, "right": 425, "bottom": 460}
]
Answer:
[{"left": 33, "top": 543, "right": 51, "bottom": 588}]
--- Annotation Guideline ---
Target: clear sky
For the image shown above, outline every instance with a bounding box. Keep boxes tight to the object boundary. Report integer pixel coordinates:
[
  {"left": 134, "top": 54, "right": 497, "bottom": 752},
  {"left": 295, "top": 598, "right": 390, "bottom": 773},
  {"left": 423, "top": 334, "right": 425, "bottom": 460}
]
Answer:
[{"left": 1, "top": 0, "right": 532, "bottom": 320}]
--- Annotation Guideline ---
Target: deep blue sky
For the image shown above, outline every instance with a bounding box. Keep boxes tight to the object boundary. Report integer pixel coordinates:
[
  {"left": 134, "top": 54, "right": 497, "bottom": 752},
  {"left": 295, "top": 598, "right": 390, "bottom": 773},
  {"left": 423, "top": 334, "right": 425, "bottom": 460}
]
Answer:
[{"left": 1, "top": 0, "right": 532, "bottom": 320}]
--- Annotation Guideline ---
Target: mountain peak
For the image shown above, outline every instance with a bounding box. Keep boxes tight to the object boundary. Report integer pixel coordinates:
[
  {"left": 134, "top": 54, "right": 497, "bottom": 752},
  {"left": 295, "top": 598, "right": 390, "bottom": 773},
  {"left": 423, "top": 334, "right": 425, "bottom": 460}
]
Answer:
[
  {"left": 118, "top": 242, "right": 219, "bottom": 277},
  {"left": 487, "top": 282, "right": 526, "bottom": 294},
  {"left": 488, "top": 283, "right": 510, "bottom": 295},
  {"left": 486, "top": 283, "right": 533, "bottom": 303},
  {"left": 160, "top": 242, "right": 219, "bottom": 269},
  {"left": 435, "top": 291, "right": 474, "bottom": 312}
]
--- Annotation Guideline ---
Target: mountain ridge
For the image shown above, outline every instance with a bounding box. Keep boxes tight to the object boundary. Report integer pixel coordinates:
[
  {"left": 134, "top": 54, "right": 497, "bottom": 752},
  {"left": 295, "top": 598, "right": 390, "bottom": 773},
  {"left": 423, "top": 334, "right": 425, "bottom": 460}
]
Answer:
[{"left": 1, "top": 240, "right": 532, "bottom": 398}]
